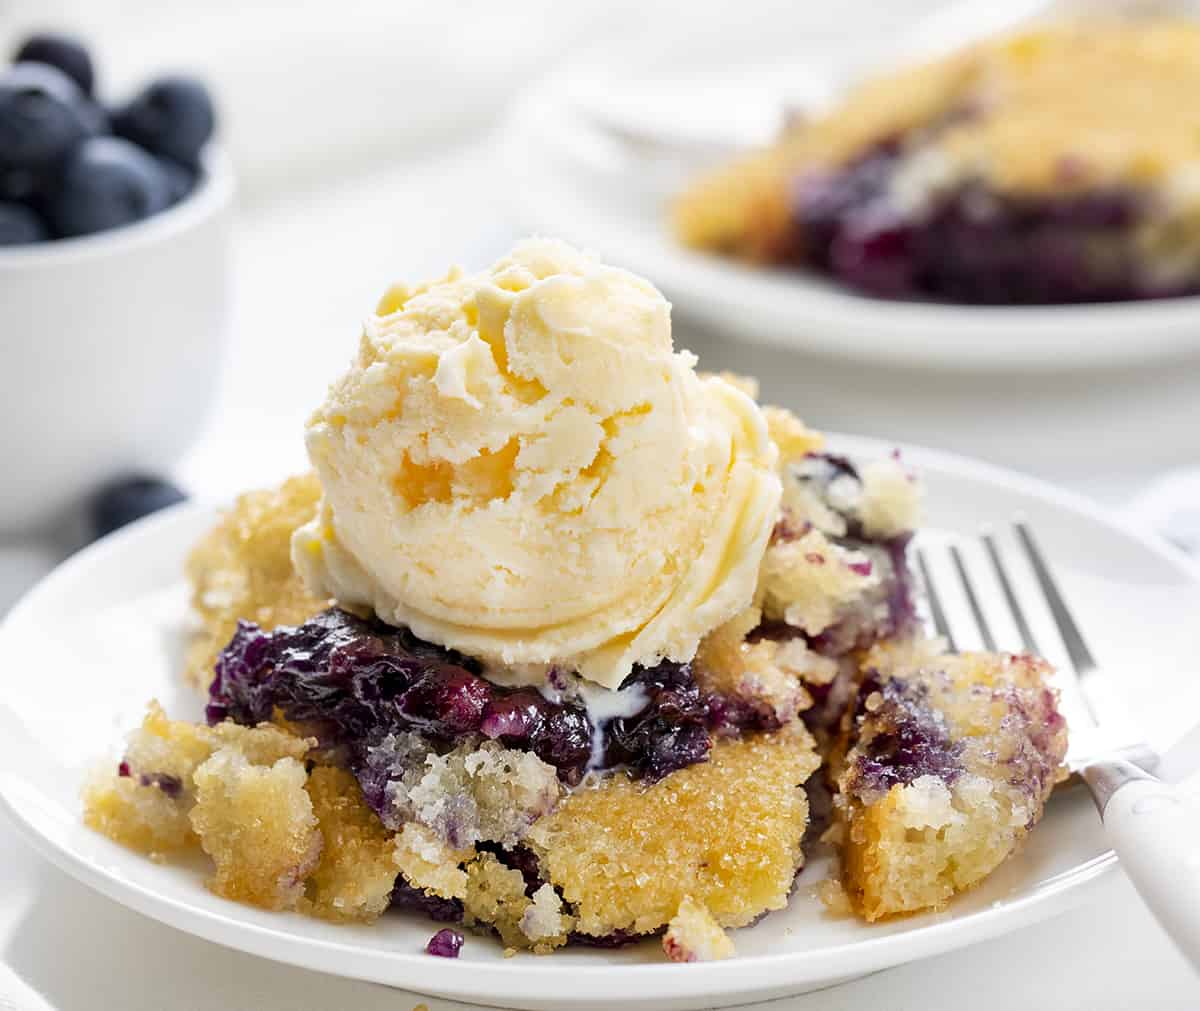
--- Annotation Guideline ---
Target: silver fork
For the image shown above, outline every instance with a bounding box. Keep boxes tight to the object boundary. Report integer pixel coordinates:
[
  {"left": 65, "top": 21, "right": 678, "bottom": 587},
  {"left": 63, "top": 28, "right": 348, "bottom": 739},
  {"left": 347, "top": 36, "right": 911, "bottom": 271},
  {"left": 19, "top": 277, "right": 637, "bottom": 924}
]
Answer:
[{"left": 919, "top": 521, "right": 1200, "bottom": 970}]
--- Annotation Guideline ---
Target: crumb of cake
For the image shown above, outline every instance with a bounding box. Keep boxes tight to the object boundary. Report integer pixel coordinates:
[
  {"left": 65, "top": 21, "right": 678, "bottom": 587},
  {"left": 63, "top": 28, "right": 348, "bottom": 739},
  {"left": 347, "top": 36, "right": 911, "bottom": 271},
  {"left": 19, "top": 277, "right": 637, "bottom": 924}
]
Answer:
[
  {"left": 394, "top": 823, "right": 472, "bottom": 901},
  {"left": 528, "top": 724, "right": 820, "bottom": 938},
  {"left": 463, "top": 851, "right": 570, "bottom": 951},
  {"left": 209, "top": 719, "right": 314, "bottom": 766},
  {"left": 773, "top": 637, "right": 840, "bottom": 686},
  {"left": 778, "top": 474, "right": 849, "bottom": 541},
  {"left": 81, "top": 700, "right": 211, "bottom": 855},
  {"left": 816, "top": 878, "right": 853, "bottom": 916},
  {"left": 463, "top": 851, "right": 535, "bottom": 947},
  {"left": 119, "top": 699, "right": 225, "bottom": 793},
  {"left": 302, "top": 766, "right": 401, "bottom": 922},
  {"left": 190, "top": 746, "right": 321, "bottom": 910},
  {"left": 82, "top": 765, "right": 197, "bottom": 856},
  {"left": 185, "top": 474, "right": 328, "bottom": 690},
  {"left": 764, "top": 407, "right": 824, "bottom": 467},
  {"left": 662, "top": 896, "right": 736, "bottom": 962},
  {"left": 520, "top": 882, "right": 573, "bottom": 944},
  {"left": 857, "top": 459, "right": 921, "bottom": 541},
  {"left": 385, "top": 737, "right": 562, "bottom": 849},
  {"left": 695, "top": 606, "right": 824, "bottom": 725},
  {"left": 757, "top": 451, "right": 920, "bottom": 654},
  {"left": 819, "top": 817, "right": 846, "bottom": 847},
  {"left": 82, "top": 702, "right": 313, "bottom": 859},
  {"left": 835, "top": 644, "right": 1068, "bottom": 920},
  {"left": 695, "top": 605, "right": 762, "bottom": 686},
  {"left": 761, "top": 529, "right": 878, "bottom": 636},
  {"left": 424, "top": 927, "right": 465, "bottom": 958},
  {"left": 778, "top": 452, "right": 921, "bottom": 547}
]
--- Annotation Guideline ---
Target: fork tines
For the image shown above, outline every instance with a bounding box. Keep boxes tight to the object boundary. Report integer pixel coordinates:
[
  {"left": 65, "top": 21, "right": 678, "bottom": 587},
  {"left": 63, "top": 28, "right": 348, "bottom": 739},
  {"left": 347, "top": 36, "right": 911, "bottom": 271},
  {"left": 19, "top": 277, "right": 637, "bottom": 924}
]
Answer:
[{"left": 917, "top": 520, "right": 1101, "bottom": 728}]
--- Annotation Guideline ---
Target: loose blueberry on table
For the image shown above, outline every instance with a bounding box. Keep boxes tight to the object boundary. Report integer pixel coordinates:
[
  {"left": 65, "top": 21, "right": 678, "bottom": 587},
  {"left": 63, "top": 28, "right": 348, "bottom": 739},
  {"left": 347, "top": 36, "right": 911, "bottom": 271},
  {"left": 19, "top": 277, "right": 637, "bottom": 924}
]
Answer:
[
  {"left": 425, "top": 928, "right": 465, "bottom": 958},
  {"left": 89, "top": 474, "right": 187, "bottom": 540}
]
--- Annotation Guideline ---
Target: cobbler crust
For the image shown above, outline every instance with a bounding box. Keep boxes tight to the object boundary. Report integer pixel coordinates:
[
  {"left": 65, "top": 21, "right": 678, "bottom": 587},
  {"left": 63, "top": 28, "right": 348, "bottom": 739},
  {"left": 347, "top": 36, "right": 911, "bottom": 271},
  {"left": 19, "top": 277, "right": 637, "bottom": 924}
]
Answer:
[
  {"left": 527, "top": 723, "right": 820, "bottom": 938},
  {"left": 184, "top": 473, "right": 328, "bottom": 689},
  {"left": 303, "top": 766, "right": 406, "bottom": 922}
]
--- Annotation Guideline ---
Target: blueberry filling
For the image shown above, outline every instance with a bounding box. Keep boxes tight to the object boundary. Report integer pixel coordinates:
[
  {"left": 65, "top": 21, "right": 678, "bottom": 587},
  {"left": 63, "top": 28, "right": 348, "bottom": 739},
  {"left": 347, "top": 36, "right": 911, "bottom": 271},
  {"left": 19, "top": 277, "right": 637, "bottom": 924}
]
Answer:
[
  {"left": 390, "top": 878, "right": 463, "bottom": 922},
  {"left": 207, "top": 609, "right": 732, "bottom": 814},
  {"left": 843, "top": 673, "right": 963, "bottom": 799},
  {"left": 790, "top": 137, "right": 1180, "bottom": 304},
  {"left": 480, "top": 842, "right": 544, "bottom": 898},
  {"left": 475, "top": 688, "right": 594, "bottom": 774},
  {"left": 603, "top": 661, "right": 711, "bottom": 779},
  {"left": 704, "top": 692, "right": 785, "bottom": 736}
]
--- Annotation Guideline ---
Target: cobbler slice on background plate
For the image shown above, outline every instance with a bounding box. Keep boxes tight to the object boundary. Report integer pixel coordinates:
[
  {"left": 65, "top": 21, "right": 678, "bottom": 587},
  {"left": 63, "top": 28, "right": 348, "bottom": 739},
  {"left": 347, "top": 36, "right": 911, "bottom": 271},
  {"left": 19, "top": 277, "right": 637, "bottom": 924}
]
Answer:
[{"left": 675, "top": 21, "right": 1200, "bottom": 304}]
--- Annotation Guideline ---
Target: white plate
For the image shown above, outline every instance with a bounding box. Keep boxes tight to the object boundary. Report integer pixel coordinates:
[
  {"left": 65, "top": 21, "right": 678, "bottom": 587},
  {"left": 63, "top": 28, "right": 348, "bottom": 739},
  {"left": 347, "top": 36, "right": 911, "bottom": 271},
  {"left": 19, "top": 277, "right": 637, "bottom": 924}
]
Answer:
[
  {"left": 503, "top": 67, "right": 1200, "bottom": 371},
  {"left": 1, "top": 435, "right": 1198, "bottom": 1011}
]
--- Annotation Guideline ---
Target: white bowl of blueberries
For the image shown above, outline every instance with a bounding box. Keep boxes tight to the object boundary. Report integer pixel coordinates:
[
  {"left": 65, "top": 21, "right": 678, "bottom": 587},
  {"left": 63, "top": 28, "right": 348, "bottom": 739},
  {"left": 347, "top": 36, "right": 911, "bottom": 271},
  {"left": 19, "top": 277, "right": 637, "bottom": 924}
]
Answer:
[{"left": 0, "top": 32, "right": 231, "bottom": 536}]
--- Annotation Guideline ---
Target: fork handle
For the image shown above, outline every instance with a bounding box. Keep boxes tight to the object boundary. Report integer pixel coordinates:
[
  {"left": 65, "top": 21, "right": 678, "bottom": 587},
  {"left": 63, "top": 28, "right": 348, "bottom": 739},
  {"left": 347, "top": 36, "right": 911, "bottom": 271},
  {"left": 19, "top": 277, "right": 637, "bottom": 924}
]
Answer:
[{"left": 1085, "top": 759, "right": 1200, "bottom": 970}]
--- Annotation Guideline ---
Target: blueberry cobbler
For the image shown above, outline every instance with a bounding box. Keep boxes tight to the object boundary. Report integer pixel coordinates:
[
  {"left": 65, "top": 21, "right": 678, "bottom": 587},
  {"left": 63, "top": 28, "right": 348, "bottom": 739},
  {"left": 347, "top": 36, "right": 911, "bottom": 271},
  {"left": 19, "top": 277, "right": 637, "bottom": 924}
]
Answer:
[
  {"left": 675, "top": 21, "right": 1200, "bottom": 303},
  {"left": 84, "top": 240, "right": 1067, "bottom": 960}
]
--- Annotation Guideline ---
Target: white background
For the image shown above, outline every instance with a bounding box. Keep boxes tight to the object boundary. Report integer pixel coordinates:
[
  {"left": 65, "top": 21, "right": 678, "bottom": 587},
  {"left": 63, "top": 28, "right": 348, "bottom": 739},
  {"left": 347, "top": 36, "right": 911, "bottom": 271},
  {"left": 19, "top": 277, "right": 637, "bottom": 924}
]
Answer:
[{"left": 0, "top": 0, "right": 1197, "bottom": 1006}]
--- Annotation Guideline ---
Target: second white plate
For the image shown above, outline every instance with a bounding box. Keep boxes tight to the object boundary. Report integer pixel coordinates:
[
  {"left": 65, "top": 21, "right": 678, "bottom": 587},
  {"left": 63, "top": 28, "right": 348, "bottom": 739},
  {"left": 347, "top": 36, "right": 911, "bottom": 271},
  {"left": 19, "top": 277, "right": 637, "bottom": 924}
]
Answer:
[{"left": 504, "top": 66, "right": 1200, "bottom": 371}]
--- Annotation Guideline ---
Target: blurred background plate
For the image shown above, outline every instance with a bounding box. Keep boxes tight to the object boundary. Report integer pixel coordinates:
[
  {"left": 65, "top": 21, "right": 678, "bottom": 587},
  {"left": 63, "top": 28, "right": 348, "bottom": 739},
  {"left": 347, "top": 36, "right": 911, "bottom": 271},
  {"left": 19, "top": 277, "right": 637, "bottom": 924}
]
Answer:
[{"left": 504, "top": 62, "right": 1200, "bottom": 372}]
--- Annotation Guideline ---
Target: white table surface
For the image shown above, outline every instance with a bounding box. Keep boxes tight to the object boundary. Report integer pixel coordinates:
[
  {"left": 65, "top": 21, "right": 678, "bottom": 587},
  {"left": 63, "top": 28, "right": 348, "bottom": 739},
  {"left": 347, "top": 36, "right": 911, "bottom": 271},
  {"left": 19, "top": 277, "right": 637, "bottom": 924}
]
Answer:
[{"left": 2, "top": 138, "right": 1197, "bottom": 1010}]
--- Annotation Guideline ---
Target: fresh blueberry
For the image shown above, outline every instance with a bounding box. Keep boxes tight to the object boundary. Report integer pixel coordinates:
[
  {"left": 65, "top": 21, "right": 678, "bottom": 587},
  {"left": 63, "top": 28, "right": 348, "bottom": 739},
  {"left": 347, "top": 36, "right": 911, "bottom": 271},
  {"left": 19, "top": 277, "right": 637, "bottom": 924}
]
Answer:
[
  {"left": 0, "top": 62, "right": 102, "bottom": 173},
  {"left": 157, "top": 156, "right": 196, "bottom": 204},
  {"left": 14, "top": 33, "right": 94, "bottom": 95},
  {"left": 90, "top": 475, "right": 187, "bottom": 539},
  {"left": 0, "top": 200, "right": 47, "bottom": 244},
  {"left": 113, "top": 75, "right": 214, "bottom": 166},
  {"left": 48, "top": 136, "right": 172, "bottom": 236},
  {"left": 424, "top": 928, "right": 464, "bottom": 958},
  {"left": 0, "top": 166, "right": 38, "bottom": 201}
]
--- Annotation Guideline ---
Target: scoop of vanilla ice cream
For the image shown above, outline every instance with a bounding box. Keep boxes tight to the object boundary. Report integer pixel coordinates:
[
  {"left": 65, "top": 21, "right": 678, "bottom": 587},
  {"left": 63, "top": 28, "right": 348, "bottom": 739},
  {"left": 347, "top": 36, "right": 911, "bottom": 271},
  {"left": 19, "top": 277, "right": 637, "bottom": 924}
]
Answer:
[{"left": 292, "top": 239, "right": 780, "bottom": 689}]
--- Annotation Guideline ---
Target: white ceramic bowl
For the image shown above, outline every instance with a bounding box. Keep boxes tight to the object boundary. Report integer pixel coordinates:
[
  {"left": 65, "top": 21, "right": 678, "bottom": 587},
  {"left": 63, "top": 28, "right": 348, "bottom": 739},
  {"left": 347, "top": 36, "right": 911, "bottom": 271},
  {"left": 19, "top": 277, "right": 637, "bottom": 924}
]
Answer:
[{"left": 0, "top": 150, "right": 234, "bottom": 532}]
